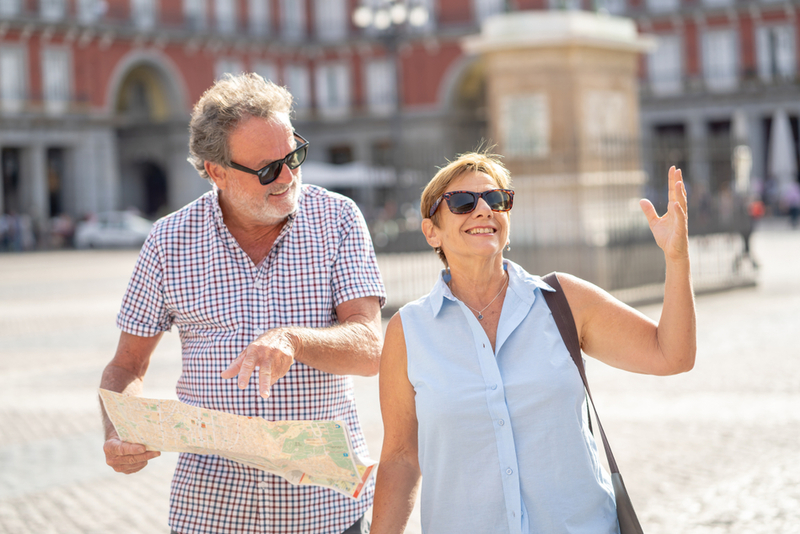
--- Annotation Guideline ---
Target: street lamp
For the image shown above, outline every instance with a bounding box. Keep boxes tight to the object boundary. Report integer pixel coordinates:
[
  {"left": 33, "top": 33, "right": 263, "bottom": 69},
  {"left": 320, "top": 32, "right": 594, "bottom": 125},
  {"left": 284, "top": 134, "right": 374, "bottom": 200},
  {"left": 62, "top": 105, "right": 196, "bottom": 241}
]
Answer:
[{"left": 352, "top": 1, "right": 430, "bottom": 185}]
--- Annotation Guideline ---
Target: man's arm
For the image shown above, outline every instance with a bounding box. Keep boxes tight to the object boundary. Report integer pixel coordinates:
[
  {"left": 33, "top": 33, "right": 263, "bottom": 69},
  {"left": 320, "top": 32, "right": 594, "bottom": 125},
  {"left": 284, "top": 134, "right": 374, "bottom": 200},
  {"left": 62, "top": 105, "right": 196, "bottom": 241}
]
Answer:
[
  {"left": 100, "top": 331, "right": 164, "bottom": 474},
  {"left": 221, "top": 295, "right": 382, "bottom": 398}
]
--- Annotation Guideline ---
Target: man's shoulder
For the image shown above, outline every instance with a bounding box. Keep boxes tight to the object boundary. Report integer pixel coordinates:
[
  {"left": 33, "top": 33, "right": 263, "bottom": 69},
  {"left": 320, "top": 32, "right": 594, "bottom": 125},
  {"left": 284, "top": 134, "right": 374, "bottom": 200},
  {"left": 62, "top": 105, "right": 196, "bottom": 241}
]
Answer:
[
  {"left": 150, "top": 191, "right": 216, "bottom": 237},
  {"left": 150, "top": 191, "right": 214, "bottom": 250},
  {"left": 300, "top": 184, "right": 355, "bottom": 210}
]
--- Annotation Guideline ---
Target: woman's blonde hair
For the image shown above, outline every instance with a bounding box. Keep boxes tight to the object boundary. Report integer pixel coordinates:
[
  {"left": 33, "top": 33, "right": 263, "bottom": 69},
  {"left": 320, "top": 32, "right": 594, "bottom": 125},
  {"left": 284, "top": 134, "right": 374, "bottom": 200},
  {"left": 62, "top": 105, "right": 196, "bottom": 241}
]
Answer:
[{"left": 420, "top": 151, "right": 513, "bottom": 266}]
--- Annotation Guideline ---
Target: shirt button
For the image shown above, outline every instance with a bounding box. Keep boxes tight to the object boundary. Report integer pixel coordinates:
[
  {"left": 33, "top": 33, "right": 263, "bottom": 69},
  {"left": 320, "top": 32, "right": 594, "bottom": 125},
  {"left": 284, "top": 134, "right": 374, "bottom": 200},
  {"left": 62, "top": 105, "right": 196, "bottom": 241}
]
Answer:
[
  {"left": 254, "top": 328, "right": 264, "bottom": 336},
  {"left": 506, "top": 468, "right": 513, "bottom": 475},
  {"left": 498, "top": 419, "right": 505, "bottom": 426},
  {"left": 257, "top": 481, "right": 269, "bottom": 489},
  {"left": 490, "top": 384, "right": 498, "bottom": 390}
]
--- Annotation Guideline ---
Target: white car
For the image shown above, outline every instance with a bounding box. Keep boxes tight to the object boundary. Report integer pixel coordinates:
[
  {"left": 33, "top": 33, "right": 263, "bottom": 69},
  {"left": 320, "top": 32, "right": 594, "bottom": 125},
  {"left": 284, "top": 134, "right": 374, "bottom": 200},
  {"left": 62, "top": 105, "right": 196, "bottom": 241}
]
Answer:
[{"left": 74, "top": 211, "right": 153, "bottom": 249}]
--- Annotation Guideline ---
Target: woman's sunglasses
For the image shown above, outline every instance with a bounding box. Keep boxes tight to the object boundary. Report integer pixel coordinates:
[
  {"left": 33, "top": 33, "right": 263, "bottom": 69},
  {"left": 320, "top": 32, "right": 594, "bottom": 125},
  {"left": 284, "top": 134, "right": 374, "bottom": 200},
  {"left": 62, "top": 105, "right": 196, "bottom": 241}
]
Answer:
[
  {"left": 228, "top": 132, "right": 309, "bottom": 185},
  {"left": 429, "top": 189, "right": 515, "bottom": 218}
]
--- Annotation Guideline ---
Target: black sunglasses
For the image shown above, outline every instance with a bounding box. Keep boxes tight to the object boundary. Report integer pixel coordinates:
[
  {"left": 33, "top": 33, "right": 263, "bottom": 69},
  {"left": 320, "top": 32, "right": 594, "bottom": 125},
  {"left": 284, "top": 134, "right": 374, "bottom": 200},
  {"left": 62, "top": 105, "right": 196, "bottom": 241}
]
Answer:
[
  {"left": 429, "top": 189, "right": 515, "bottom": 218},
  {"left": 228, "top": 132, "right": 309, "bottom": 185}
]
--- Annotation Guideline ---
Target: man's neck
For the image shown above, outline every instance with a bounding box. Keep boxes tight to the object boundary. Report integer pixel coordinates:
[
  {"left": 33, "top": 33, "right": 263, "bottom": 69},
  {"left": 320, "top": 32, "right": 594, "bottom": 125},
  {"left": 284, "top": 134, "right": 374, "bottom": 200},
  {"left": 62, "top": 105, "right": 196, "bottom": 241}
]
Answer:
[{"left": 219, "top": 198, "right": 288, "bottom": 264}]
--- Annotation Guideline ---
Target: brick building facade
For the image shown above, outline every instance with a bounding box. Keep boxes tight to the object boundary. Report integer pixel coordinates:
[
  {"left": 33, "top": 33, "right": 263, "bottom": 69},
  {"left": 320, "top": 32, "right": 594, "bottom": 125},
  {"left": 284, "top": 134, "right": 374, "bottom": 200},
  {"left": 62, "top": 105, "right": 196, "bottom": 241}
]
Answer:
[{"left": 1, "top": 0, "right": 798, "bottom": 245}]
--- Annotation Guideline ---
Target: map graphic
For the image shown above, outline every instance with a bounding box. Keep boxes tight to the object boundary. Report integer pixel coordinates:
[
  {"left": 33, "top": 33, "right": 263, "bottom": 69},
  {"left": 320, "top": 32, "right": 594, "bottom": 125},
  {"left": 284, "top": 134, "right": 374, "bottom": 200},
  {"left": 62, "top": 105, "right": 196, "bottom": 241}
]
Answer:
[{"left": 99, "top": 389, "right": 376, "bottom": 499}]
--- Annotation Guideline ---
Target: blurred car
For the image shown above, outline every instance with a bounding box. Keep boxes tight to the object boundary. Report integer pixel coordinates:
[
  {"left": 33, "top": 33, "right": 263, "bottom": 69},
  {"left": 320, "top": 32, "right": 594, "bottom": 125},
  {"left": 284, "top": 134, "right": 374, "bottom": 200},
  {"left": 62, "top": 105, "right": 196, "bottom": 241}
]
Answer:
[{"left": 74, "top": 211, "right": 153, "bottom": 249}]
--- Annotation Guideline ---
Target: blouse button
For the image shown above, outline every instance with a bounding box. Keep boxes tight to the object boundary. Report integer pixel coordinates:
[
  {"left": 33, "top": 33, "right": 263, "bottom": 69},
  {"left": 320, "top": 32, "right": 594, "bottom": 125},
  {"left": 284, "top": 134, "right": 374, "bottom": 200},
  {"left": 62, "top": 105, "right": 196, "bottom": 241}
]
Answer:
[
  {"left": 490, "top": 384, "right": 498, "bottom": 390},
  {"left": 506, "top": 468, "right": 513, "bottom": 475}
]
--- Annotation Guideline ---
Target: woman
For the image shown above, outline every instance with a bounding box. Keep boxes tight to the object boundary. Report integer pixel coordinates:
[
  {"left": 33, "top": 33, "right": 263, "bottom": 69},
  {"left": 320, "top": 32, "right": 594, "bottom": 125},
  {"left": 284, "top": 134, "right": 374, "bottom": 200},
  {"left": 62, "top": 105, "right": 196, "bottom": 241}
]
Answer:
[{"left": 371, "top": 152, "right": 695, "bottom": 534}]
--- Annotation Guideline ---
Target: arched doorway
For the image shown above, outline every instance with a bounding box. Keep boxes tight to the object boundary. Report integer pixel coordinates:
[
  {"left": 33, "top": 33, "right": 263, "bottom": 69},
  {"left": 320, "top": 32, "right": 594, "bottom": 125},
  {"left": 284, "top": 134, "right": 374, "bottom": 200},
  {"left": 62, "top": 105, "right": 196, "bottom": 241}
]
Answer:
[{"left": 109, "top": 53, "right": 190, "bottom": 217}]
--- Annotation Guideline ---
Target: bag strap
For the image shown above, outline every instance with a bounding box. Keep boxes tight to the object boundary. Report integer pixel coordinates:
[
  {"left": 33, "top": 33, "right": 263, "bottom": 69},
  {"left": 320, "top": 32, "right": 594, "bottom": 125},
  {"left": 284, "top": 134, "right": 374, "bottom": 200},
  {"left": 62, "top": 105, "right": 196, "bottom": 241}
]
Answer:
[{"left": 541, "top": 272, "right": 620, "bottom": 475}]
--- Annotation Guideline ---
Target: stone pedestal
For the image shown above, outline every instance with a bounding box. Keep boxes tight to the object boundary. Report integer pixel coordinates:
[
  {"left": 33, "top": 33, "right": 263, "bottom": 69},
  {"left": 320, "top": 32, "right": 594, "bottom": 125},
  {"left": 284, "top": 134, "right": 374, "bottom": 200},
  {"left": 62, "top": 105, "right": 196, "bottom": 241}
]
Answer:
[{"left": 464, "top": 11, "right": 660, "bottom": 289}]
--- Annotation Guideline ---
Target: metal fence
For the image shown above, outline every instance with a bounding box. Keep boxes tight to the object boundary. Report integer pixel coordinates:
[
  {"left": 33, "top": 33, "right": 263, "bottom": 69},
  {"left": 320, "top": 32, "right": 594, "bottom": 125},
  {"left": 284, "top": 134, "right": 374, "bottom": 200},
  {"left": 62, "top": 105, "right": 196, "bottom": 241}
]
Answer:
[{"left": 367, "top": 135, "right": 758, "bottom": 314}]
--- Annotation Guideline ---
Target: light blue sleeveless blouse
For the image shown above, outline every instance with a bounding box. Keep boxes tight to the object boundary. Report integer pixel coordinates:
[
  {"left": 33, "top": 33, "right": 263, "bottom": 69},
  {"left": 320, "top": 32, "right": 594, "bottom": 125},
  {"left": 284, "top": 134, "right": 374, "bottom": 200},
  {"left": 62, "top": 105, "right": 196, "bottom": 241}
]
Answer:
[{"left": 399, "top": 260, "right": 619, "bottom": 534}]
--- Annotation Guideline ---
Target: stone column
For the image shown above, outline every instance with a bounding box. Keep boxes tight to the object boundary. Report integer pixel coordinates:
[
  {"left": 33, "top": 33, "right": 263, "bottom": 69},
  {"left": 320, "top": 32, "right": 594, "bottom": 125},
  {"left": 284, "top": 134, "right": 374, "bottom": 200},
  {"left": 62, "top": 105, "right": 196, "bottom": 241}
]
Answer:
[
  {"left": 23, "top": 144, "right": 49, "bottom": 244},
  {"left": 463, "top": 11, "right": 658, "bottom": 289}
]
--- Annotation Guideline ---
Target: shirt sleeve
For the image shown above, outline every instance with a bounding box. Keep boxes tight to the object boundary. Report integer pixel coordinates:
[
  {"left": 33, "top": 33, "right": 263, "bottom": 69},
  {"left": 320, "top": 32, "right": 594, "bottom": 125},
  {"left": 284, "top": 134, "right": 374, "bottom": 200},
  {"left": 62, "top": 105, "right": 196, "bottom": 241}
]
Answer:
[
  {"left": 116, "top": 233, "right": 173, "bottom": 336},
  {"left": 330, "top": 200, "right": 387, "bottom": 309}
]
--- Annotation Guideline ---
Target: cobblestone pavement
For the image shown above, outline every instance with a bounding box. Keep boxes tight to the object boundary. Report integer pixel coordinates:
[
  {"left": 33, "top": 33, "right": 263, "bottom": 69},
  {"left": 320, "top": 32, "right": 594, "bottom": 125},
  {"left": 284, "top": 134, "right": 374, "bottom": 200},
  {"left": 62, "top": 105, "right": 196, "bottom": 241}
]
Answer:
[{"left": 0, "top": 220, "right": 799, "bottom": 534}]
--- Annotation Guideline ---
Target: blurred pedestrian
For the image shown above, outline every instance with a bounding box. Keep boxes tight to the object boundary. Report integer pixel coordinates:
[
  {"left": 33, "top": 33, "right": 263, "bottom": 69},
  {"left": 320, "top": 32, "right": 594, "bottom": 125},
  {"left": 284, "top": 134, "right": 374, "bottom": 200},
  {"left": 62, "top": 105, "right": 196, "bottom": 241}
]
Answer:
[
  {"left": 99, "top": 73, "right": 385, "bottom": 534},
  {"left": 781, "top": 181, "right": 800, "bottom": 228}
]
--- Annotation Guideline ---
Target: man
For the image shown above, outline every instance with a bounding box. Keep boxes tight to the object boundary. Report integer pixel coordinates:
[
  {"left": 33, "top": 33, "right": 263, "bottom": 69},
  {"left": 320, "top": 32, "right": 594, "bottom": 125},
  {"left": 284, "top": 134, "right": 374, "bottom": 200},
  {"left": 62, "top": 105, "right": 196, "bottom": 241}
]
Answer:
[{"left": 100, "top": 73, "right": 385, "bottom": 534}]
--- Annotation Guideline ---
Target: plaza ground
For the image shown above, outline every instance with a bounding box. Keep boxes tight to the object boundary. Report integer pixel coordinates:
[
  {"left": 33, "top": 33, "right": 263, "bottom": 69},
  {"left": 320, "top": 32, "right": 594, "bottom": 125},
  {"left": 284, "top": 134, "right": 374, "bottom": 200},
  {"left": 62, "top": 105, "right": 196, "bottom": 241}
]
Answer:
[{"left": 0, "top": 219, "right": 799, "bottom": 533}]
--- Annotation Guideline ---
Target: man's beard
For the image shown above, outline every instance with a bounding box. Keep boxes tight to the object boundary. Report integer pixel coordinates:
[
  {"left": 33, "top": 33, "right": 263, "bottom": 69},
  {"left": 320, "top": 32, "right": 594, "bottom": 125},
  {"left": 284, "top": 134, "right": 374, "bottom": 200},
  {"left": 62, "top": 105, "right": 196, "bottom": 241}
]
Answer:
[{"left": 225, "top": 172, "right": 302, "bottom": 226}]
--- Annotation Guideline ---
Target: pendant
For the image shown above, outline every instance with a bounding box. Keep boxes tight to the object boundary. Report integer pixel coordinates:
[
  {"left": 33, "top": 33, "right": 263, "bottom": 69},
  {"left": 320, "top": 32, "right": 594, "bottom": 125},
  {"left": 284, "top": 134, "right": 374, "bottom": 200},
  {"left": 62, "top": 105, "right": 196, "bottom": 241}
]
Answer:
[{"left": 477, "top": 313, "right": 484, "bottom": 320}]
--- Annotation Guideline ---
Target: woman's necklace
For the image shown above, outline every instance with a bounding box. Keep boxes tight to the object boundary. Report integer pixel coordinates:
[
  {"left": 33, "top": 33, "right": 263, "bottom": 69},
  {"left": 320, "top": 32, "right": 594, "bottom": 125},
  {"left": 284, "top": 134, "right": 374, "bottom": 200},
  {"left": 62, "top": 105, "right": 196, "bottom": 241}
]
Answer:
[{"left": 451, "top": 273, "right": 508, "bottom": 321}]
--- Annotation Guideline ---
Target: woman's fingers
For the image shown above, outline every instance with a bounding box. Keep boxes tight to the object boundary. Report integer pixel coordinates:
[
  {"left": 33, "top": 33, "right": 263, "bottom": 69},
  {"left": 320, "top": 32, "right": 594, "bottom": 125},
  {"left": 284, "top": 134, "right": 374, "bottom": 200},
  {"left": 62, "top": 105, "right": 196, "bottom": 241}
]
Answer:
[{"left": 639, "top": 198, "right": 659, "bottom": 226}]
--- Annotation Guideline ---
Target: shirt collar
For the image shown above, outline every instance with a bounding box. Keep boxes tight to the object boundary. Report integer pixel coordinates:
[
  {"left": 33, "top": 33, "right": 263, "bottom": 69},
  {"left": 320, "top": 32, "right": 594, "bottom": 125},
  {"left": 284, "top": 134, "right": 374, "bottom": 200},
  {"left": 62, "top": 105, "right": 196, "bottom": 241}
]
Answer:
[{"left": 429, "top": 259, "right": 554, "bottom": 317}]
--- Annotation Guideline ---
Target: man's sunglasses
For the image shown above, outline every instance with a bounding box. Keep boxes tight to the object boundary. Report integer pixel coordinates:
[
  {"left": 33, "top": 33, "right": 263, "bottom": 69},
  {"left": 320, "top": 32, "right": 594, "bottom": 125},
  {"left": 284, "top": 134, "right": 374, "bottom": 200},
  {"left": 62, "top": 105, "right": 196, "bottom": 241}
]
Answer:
[
  {"left": 429, "top": 189, "right": 515, "bottom": 218},
  {"left": 228, "top": 132, "right": 309, "bottom": 186}
]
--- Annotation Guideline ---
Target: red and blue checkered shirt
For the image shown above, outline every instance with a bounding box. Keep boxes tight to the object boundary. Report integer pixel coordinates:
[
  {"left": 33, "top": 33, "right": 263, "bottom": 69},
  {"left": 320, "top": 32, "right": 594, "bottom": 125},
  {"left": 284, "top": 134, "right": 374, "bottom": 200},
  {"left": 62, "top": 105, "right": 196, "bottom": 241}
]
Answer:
[{"left": 117, "top": 185, "right": 386, "bottom": 534}]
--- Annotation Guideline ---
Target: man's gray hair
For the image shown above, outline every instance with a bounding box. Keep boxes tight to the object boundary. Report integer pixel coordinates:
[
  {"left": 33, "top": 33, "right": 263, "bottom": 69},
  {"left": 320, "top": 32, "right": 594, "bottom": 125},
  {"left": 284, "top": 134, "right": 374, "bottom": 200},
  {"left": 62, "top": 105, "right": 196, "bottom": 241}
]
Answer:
[{"left": 188, "top": 73, "right": 294, "bottom": 182}]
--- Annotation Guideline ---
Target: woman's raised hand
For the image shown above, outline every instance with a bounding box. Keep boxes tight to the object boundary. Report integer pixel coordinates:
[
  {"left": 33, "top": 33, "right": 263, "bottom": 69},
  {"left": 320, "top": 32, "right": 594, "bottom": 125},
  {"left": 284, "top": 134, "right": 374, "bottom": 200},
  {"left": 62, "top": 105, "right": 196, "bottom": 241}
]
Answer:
[{"left": 639, "top": 166, "right": 689, "bottom": 262}]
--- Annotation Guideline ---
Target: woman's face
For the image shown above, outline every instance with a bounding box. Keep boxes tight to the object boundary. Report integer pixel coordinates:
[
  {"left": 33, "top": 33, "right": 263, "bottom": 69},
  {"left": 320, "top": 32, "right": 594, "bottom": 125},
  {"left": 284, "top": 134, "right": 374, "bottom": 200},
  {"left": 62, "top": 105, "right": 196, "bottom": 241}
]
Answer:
[{"left": 423, "top": 171, "right": 510, "bottom": 265}]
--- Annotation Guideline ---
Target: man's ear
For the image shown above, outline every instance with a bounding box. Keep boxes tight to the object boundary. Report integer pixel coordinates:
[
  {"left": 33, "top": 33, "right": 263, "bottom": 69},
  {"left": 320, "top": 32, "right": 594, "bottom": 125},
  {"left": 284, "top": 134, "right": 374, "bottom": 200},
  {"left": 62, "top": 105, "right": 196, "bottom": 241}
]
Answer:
[
  {"left": 421, "top": 218, "right": 442, "bottom": 249},
  {"left": 205, "top": 161, "right": 228, "bottom": 189}
]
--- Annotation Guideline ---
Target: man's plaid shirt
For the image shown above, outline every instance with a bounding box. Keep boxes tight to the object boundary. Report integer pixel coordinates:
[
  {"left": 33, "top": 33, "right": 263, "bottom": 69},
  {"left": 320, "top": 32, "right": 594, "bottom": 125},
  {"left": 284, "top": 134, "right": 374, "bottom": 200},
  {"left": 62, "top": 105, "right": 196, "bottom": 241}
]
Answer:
[{"left": 117, "top": 185, "right": 386, "bottom": 534}]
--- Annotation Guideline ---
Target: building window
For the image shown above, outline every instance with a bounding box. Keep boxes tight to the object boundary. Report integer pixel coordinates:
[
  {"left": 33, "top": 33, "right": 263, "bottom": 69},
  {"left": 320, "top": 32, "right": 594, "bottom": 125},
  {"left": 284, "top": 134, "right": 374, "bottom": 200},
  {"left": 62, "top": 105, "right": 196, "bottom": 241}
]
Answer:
[
  {"left": 40, "top": 0, "right": 66, "bottom": 20},
  {"left": 648, "top": 34, "right": 683, "bottom": 96},
  {"left": 41, "top": 47, "right": 71, "bottom": 115},
  {"left": 215, "top": 0, "right": 236, "bottom": 33},
  {"left": 77, "top": 0, "right": 103, "bottom": 23},
  {"left": 0, "top": 0, "right": 22, "bottom": 17},
  {"left": 184, "top": 0, "right": 207, "bottom": 30},
  {"left": 596, "top": 0, "right": 626, "bottom": 15},
  {"left": 365, "top": 58, "right": 396, "bottom": 115},
  {"left": 253, "top": 62, "right": 278, "bottom": 84},
  {"left": 410, "top": 0, "right": 435, "bottom": 32},
  {"left": 646, "top": 0, "right": 679, "bottom": 13},
  {"left": 328, "top": 145, "right": 353, "bottom": 165},
  {"left": 215, "top": 58, "right": 244, "bottom": 80},
  {"left": 0, "top": 46, "right": 26, "bottom": 114},
  {"left": 248, "top": 0, "right": 271, "bottom": 36},
  {"left": 702, "top": 28, "right": 738, "bottom": 92},
  {"left": 284, "top": 64, "right": 311, "bottom": 115},
  {"left": 474, "top": 0, "right": 504, "bottom": 23},
  {"left": 315, "top": 62, "right": 351, "bottom": 118},
  {"left": 132, "top": 0, "right": 158, "bottom": 30},
  {"left": 501, "top": 93, "right": 549, "bottom": 157},
  {"left": 314, "top": 0, "right": 347, "bottom": 42},
  {"left": 281, "top": 0, "right": 306, "bottom": 41},
  {"left": 548, "top": 0, "right": 582, "bottom": 10},
  {"left": 756, "top": 25, "right": 796, "bottom": 82}
]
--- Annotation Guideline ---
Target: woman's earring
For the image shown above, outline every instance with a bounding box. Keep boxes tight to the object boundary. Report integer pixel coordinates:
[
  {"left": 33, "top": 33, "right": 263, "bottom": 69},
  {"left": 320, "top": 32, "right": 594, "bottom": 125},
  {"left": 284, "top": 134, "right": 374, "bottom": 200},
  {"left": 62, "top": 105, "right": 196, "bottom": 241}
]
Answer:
[
  {"left": 443, "top": 265, "right": 452, "bottom": 283},
  {"left": 505, "top": 243, "right": 511, "bottom": 252}
]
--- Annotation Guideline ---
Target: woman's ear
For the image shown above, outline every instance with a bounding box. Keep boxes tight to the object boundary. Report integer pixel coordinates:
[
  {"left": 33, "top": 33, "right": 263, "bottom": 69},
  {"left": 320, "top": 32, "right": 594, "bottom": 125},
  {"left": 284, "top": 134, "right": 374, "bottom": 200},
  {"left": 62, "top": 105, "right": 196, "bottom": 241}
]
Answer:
[{"left": 421, "top": 218, "right": 441, "bottom": 249}]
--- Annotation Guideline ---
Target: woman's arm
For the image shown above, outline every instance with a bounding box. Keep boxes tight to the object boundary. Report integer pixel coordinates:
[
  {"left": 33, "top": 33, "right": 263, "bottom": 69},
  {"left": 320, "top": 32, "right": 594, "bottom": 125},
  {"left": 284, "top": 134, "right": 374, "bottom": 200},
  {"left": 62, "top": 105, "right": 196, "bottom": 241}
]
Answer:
[
  {"left": 370, "top": 313, "right": 422, "bottom": 534},
  {"left": 564, "top": 166, "right": 696, "bottom": 376}
]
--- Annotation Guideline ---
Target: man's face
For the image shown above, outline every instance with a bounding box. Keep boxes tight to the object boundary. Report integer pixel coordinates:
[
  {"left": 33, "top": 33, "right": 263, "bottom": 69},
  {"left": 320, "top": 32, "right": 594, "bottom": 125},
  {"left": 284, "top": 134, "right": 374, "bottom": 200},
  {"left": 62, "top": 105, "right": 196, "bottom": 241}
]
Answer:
[{"left": 216, "top": 114, "right": 302, "bottom": 226}]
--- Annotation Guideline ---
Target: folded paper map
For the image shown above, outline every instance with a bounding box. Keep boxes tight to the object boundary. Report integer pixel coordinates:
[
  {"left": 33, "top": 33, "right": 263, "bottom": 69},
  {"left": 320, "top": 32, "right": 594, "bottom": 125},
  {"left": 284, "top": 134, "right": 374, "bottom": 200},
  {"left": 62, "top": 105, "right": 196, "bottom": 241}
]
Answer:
[{"left": 98, "top": 389, "right": 376, "bottom": 499}]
